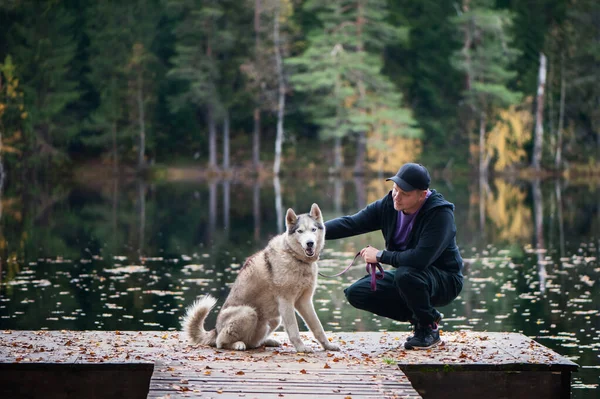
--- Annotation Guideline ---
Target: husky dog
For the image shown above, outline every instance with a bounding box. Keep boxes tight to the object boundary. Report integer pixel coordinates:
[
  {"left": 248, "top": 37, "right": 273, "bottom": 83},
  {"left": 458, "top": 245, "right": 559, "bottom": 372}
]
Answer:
[{"left": 182, "top": 203, "right": 340, "bottom": 353}]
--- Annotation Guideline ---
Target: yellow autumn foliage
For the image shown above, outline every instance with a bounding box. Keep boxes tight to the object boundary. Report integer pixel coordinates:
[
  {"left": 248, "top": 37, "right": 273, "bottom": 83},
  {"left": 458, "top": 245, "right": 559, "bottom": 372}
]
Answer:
[
  {"left": 485, "top": 179, "right": 532, "bottom": 241},
  {"left": 487, "top": 100, "right": 533, "bottom": 171},
  {"left": 367, "top": 117, "right": 422, "bottom": 172},
  {"left": 365, "top": 177, "right": 390, "bottom": 204},
  {"left": 365, "top": 130, "right": 422, "bottom": 203}
]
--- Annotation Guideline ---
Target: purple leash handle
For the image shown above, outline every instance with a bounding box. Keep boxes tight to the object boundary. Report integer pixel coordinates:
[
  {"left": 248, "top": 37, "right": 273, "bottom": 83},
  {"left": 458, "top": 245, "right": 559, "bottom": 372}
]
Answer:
[{"left": 366, "top": 262, "right": 384, "bottom": 291}]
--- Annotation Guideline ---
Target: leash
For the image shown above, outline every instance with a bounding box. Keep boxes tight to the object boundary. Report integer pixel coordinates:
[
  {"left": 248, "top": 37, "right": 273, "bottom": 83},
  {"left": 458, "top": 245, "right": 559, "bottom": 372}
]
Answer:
[{"left": 319, "top": 251, "right": 385, "bottom": 291}]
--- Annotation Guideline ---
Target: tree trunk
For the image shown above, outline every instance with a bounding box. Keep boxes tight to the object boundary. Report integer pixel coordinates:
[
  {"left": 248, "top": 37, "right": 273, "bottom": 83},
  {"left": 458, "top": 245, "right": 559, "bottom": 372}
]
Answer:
[
  {"left": 334, "top": 136, "right": 343, "bottom": 172},
  {"left": 208, "top": 181, "right": 217, "bottom": 241},
  {"left": 332, "top": 68, "right": 343, "bottom": 173},
  {"left": 223, "top": 110, "right": 230, "bottom": 170},
  {"left": 478, "top": 111, "right": 488, "bottom": 175},
  {"left": 111, "top": 121, "right": 118, "bottom": 175},
  {"left": 223, "top": 179, "right": 230, "bottom": 232},
  {"left": 555, "top": 51, "right": 565, "bottom": 169},
  {"left": 353, "top": 132, "right": 366, "bottom": 175},
  {"left": 333, "top": 179, "right": 342, "bottom": 214},
  {"left": 273, "top": 176, "right": 283, "bottom": 232},
  {"left": 273, "top": 7, "right": 285, "bottom": 175},
  {"left": 207, "top": 106, "right": 217, "bottom": 169},
  {"left": 253, "top": 108, "right": 260, "bottom": 169},
  {"left": 478, "top": 173, "right": 488, "bottom": 239},
  {"left": 461, "top": 1, "right": 475, "bottom": 165},
  {"left": 532, "top": 53, "right": 547, "bottom": 171},
  {"left": 137, "top": 180, "right": 146, "bottom": 258},
  {"left": 111, "top": 177, "right": 118, "bottom": 255},
  {"left": 137, "top": 72, "right": 146, "bottom": 170},
  {"left": 353, "top": 1, "right": 366, "bottom": 175},
  {"left": 555, "top": 179, "right": 565, "bottom": 258},
  {"left": 252, "top": 0, "right": 261, "bottom": 170},
  {"left": 253, "top": 180, "right": 261, "bottom": 241},
  {"left": 532, "top": 179, "right": 547, "bottom": 292}
]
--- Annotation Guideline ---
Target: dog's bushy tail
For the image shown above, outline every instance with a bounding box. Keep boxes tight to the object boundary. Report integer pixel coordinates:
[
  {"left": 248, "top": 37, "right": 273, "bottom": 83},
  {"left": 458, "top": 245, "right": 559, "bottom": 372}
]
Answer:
[{"left": 182, "top": 295, "right": 218, "bottom": 346}]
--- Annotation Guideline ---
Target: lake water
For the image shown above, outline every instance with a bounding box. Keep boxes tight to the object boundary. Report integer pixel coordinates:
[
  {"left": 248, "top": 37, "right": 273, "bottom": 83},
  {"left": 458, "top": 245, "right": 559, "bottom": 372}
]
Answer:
[{"left": 0, "top": 174, "right": 598, "bottom": 397}]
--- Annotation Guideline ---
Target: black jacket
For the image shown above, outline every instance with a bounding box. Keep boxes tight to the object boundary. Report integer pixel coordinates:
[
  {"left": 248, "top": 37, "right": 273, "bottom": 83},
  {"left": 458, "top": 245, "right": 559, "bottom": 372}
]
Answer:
[{"left": 325, "top": 189, "right": 463, "bottom": 275}]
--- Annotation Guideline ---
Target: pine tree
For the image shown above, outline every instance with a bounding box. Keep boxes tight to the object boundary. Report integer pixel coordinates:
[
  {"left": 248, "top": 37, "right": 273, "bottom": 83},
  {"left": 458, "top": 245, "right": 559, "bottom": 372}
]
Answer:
[
  {"left": 8, "top": 2, "right": 80, "bottom": 159},
  {"left": 287, "top": 0, "right": 419, "bottom": 174},
  {"left": 86, "top": 1, "right": 160, "bottom": 171},
  {"left": 562, "top": 0, "right": 600, "bottom": 161},
  {"left": 451, "top": 0, "right": 522, "bottom": 174},
  {"left": 385, "top": 0, "right": 464, "bottom": 167},
  {"left": 166, "top": 0, "right": 237, "bottom": 170}
]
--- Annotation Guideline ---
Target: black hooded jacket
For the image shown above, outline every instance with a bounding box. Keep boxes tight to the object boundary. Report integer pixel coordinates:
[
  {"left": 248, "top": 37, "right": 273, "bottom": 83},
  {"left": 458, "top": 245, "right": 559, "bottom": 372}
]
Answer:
[{"left": 325, "top": 189, "right": 463, "bottom": 275}]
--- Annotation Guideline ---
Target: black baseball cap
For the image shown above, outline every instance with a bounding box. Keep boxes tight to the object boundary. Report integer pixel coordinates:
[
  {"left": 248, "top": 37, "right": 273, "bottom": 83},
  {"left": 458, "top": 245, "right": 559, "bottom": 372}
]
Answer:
[{"left": 386, "top": 163, "right": 430, "bottom": 191}]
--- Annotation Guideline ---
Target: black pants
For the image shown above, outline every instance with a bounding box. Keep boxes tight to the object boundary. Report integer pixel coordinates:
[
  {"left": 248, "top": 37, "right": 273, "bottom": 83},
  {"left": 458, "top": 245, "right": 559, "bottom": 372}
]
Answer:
[{"left": 344, "top": 266, "right": 463, "bottom": 326}]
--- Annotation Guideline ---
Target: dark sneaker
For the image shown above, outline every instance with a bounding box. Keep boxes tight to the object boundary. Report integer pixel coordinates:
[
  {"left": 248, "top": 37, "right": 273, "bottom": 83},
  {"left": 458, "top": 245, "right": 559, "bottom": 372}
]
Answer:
[
  {"left": 404, "top": 325, "right": 441, "bottom": 350},
  {"left": 407, "top": 310, "right": 443, "bottom": 341}
]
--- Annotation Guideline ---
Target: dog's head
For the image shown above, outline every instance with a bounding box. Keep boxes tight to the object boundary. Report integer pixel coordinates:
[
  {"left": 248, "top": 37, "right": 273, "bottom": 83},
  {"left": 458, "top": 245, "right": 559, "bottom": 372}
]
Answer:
[{"left": 285, "top": 203, "right": 325, "bottom": 259}]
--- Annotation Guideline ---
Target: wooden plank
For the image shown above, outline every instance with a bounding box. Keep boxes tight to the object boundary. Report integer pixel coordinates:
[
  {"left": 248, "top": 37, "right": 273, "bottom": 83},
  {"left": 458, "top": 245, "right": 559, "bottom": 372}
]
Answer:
[
  {"left": 393, "top": 331, "right": 578, "bottom": 372},
  {"left": 0, "top": 330, "right": 578, "bottom": 399},
  {"left": 148, "top": 362, "right": 419, "bottom": 398},
  {"left": 388, "top": 331, "right": 578, "bottom": 399}
]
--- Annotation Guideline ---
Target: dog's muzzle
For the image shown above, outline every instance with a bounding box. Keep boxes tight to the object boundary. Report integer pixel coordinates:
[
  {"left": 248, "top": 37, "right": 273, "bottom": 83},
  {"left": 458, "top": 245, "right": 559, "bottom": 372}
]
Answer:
[{"left": 305, "top": 241, "right": 315, "bottom": 257}]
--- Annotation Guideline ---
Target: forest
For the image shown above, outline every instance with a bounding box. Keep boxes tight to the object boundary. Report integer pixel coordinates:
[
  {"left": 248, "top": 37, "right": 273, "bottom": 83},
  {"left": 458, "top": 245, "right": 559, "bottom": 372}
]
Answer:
[{"left": 0, "top": 0, "right": 598, "bottom": 178}]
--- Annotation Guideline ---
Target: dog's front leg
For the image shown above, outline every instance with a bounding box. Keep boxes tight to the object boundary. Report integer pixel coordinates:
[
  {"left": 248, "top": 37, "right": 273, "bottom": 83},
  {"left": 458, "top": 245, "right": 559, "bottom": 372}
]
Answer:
[
  {"left": 278, "top": 299, "right": 310, "bottom": 353},
  {"left": 296, "top": 293, "right": 340, "bottom": 351}
]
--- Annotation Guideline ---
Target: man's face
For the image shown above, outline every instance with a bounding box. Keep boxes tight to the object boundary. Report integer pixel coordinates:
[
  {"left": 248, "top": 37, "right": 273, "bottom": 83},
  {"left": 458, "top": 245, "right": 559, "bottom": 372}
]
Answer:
[{"left": 391, "top": 184, "right": 427, "bottom": 214}]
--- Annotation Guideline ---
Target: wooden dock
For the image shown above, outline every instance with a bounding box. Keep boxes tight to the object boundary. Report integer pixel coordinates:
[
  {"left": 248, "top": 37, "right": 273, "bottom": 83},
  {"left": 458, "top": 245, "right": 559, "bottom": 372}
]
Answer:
[{"left": 0, "top": 330, "right": 577, "bottom": 398}]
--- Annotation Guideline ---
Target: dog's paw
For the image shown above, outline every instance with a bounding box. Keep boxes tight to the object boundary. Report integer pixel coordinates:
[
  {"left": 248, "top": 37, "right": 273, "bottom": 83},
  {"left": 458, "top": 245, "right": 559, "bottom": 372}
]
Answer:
[
  {"left": 295, "top": 344, "right": 313, "bottom": 353},
  {"left": 231, "top": 341, "right": 247, "bottom": 351},
  {"left": 323, "top": 343, "right": 341, "bottom": 351},
  {"left": 262, "top": 338, "right": 281, "bottom": 347}
]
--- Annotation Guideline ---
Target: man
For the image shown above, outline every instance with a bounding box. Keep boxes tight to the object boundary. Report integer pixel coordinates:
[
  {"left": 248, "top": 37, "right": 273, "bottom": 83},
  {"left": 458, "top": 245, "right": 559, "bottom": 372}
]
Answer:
[{"left": 324, "top": 163, "right": 464, "bottom": 350}]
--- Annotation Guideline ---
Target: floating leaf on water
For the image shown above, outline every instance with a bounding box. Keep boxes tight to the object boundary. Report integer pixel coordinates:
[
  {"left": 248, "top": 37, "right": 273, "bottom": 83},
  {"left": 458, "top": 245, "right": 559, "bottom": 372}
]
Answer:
[
  {"left": 143, "top": 290, "right": 184, "bottom": 296},
  {"left": 104, "top": 266, "right": 149, "bottom": 274},
  {"left": 579, "top": 275, "right": 595, "bottom": 287}
]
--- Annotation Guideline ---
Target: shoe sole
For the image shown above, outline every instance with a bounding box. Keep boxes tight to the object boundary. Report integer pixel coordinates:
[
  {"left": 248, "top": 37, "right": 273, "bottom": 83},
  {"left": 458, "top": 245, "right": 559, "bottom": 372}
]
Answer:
[
  {"left": 406, "top": 313, "right": 444, "bottom": 341},
  {"left": 404, "top": 338, "right": 441, "bottom": 350}
]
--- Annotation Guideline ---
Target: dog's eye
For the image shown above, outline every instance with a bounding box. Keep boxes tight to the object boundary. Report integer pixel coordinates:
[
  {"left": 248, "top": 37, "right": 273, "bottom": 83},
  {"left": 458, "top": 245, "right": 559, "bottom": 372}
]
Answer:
[
  {"left": 311, "top": 227, "right": 317, "bottom": 232},
  {"left": 297, "top": 229, "right": 303, "bottom": 234}
]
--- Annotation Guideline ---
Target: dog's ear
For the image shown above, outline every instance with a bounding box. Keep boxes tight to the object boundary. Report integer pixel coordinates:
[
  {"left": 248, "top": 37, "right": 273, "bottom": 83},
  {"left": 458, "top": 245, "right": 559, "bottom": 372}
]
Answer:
[
  {"left": 286, "top": 208, "right": 297, "bottom": 228},
  {"left": 309, "top": 203, "right": 323, "bottom": 222}
]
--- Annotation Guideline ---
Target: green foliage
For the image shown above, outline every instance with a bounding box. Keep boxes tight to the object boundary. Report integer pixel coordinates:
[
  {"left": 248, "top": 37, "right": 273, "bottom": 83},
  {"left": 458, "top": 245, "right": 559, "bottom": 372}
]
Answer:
[
  {"left": 166, "top": 0, "right": 234, "bottom": 115},
  {"left": 84, "top": 1, "right": 161, "bottom": 162},
  {"left": 287, "top": 0, "right": 420, "bottom": 145},
  {"left": 384, "top": 0, "right": 464, "bottom": 165},
  {"left": 0, "top": 55, "right": 26, "bottom": 159},
  {"left": 0, "top": 0, "right": 597, "bottom": 173},
  {"left": 7, "top": 2, "right": 81, "bottom": 156},
  {"left": 451, "top": 2, "right": 522, "bottom": 112}
]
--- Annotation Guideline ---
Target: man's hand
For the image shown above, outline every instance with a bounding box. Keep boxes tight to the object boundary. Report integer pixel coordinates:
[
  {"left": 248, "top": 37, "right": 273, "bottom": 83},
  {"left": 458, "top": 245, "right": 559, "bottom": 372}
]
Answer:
[{"left": 360, "top": 246, "right": 379, "bottom": 264}]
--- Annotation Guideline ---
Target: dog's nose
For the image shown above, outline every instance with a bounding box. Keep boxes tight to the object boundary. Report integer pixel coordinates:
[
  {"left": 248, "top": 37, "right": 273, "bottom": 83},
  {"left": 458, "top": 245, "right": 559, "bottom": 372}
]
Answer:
[{"left": 306, "top": 241, "right": 314, "bottom": 248}]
